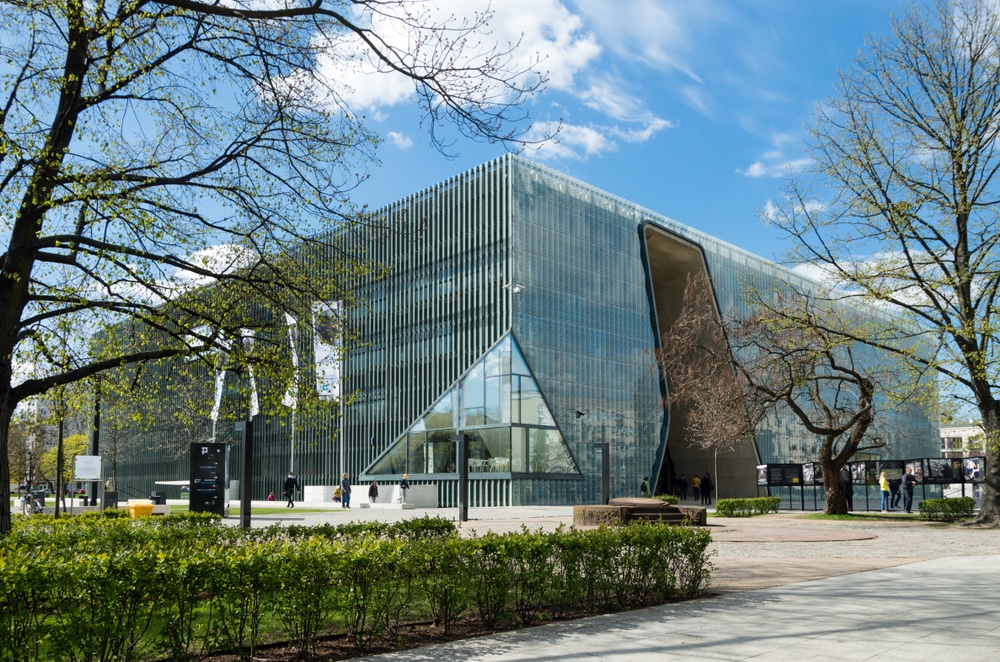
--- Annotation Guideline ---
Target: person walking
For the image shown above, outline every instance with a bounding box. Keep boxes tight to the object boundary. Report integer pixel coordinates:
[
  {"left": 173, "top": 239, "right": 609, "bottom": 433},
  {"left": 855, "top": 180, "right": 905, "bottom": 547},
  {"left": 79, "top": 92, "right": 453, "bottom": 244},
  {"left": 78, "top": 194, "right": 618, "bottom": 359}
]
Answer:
[
  {"left": 878, "top": 470, "right": 890, "bottom": 512},
  {"left": 691, "top": 474, "right": 701, "bottom": 503},
  {"left": 283, "top": 472, "right": 299, "bottom": 508},
  {"left": 890, "top": 478, "right": 901, "bottom": 510},
  {"left": 678, "top": 474, "right": 688, "bottom": 500},
  {"left": 340, "top": 472, "right": 352, "bottom": 508},
  {"left": 368, "top": 480, "right": 379, "bottom": 504},
  {"left": 701, "top": 473, "right": 713, "bottom": 505},
  {"left": 399, "top": 474, "right": 410, "bottom": 503},
  {"left": 901, "top": 466, "right": 918, "bottom": 513},
  {"left": 639, "top": 475, "right": 650, "bottom": 497}
]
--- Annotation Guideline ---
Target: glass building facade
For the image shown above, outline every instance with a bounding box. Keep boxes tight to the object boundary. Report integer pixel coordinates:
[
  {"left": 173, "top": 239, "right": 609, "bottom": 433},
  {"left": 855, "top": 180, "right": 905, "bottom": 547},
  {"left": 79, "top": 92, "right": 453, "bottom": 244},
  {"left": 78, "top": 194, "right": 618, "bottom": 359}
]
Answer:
[
  {"left": 110, "top": 154, "right": 939, "bottom": 506},
  {"left": 346, "top": 155, "right": 937, "bottom": 505}
]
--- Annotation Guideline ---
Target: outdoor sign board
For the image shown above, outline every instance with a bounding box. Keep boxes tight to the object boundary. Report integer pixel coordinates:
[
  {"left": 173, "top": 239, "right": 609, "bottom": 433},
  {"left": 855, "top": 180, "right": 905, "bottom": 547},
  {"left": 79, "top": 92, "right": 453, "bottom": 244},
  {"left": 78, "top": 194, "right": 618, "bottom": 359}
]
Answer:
[
  {"left": 924, "top": 458, "right": 962, "bottom": 484},
  {"left": 964, "top": 457, "right": 985, "bottom": 482},
  {"left": 848, "top": 461, "right": 868, "bottom": 485},
  {"left": 73, "top": 455, "right": 102, "bottom": 481},
  {"left": 764, "top": 464, "right": 803, "bottom": 486},
  {"left": 802, "top": 462, "right": 824, "bottom": 485},
  {"left": 190, "top": 443, "right": 228, "bottom": 516}
]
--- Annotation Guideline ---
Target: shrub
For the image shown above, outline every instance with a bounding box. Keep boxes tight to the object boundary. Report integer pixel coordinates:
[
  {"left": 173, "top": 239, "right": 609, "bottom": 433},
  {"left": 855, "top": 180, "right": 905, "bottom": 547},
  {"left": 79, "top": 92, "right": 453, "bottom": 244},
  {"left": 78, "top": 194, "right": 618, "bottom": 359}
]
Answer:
[
  {"left": 204, "top": 539, "right": 283, "bottom": 659},
  {"left": 652, "top": 494, "right": 679, "bottom": 505},
  {"left": 466, "top": 533, "right": 511, "bottom": 627},
  {"left": 0, "top": 547, "right": 65, "bottom": 662},
  {"left": 407, "top": 537, "right": 468, "bottom": 636},
  {"left": 47, "top": 547, "right": 163, "bottom": 662},
  {"left": 715, "top": 497, "right": 780, "bottom": 517},
  {"left": 919, "top": 497, "right": 976, "bottom": 521},
  {"left": 339, "top": 537, "right": 408, "bottom": 652},
  {"left": 272, "top": 537, "right": 342, "bottom": 657},
  {"left": 0, "top": 510, "right": 714, "bottom": 659},
  {"left": 503, "top": 530, "right": 553, "bottom": 625}
]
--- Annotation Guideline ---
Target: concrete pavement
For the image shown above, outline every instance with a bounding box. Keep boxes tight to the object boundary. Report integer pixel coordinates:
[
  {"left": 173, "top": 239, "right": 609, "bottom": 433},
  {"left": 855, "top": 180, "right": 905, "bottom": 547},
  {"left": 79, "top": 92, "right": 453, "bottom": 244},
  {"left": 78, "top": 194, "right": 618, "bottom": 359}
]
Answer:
[{"left": 358, "top": 555, "right": 1000, "bottom": 661}]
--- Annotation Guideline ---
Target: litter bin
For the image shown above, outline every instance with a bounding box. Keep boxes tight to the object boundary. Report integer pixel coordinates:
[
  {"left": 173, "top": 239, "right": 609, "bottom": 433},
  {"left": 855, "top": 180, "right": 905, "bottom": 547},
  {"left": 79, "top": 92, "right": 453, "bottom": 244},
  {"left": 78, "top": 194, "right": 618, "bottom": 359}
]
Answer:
[
  {"left": 128, "top": 500, "right": 155, "bottom": 518},
  {"left": 150, "top": 491, "right": 166, "bottom": 505}
]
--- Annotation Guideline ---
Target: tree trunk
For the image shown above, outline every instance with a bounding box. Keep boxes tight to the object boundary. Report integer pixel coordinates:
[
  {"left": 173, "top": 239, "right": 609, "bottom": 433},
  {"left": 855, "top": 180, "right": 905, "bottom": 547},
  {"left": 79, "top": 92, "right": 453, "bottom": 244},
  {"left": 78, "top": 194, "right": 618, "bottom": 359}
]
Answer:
[
  {"left": 820, "top": 456, "right": 848, "bottom": 515},
  {"left": 0, "top": 391, "right": 14, "bottom": 535},
  {"left": 972, "top": 403, "right": 1000, "bottom": 526}
]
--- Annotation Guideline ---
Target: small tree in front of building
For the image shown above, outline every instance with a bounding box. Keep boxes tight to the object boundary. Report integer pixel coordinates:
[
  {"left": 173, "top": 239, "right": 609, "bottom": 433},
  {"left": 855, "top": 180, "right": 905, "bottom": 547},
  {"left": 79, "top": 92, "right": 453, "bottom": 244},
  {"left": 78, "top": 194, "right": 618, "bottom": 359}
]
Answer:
[{"left": 658, "top": 273, "right": 926, "bottom": 514}]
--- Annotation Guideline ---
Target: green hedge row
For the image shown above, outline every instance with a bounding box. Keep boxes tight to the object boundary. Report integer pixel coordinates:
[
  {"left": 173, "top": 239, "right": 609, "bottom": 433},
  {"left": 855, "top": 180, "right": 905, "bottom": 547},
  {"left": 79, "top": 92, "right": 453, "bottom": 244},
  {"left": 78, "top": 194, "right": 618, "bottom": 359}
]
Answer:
[
  {"left": 1, "top": 516, "right": 712, "bottom": 661},
  {"left": 714, "top": 497, "right": 781, "bottom": 517},
  {"left": 918, "top": 497, "right": 976, "bottom": 521}
]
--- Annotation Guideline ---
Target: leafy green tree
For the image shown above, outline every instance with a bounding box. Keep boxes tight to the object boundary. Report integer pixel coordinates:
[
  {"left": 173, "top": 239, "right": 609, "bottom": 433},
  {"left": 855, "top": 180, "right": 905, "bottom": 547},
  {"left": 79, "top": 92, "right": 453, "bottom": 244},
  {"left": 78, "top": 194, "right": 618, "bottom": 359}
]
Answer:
[
  {"left": 767, "top": 0, "right": 1000, "bottom": 524},
  {"left": 39, "top": 433, "right": 88, "bottom": 488},
  {"left": 0, "top": 0, "right": 546, "bottom": 534}
]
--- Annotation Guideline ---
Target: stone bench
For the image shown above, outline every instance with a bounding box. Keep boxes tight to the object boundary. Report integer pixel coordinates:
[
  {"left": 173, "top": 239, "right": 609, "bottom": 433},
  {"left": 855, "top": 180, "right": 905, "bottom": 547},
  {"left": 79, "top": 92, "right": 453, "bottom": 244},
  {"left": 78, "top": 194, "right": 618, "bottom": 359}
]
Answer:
[{"left": 573, "top": 497, "right": 706, "bottom": 527}]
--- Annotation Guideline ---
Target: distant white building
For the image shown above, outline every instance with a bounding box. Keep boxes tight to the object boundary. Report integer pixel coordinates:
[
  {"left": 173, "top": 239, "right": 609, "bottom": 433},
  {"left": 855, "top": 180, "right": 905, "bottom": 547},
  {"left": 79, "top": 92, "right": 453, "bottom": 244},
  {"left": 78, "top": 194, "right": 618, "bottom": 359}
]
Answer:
[{"left": 940, "top": 423, "right": 984, "bottom": 459}]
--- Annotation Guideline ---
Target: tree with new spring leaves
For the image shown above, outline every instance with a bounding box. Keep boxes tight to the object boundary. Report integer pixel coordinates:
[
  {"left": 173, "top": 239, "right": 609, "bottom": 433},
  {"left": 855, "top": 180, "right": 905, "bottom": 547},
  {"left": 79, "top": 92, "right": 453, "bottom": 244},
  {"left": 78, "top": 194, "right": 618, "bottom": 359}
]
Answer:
[
  {"left": 0, "top": 0, "right": 547, "bottom": 534},
  {"left": 767, "top": 0, "right": 1000, "bottom": 525},
  {"left": 658, "top": 273, "right": 924, "bottom": 515}
]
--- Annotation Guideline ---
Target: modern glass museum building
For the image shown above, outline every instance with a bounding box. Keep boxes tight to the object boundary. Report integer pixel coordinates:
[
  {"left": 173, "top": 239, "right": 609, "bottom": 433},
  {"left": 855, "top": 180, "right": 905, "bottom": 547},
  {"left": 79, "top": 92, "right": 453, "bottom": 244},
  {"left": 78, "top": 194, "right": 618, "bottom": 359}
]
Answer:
[{"left": 115, "top": 154, "right": 939, "bottom": 506}]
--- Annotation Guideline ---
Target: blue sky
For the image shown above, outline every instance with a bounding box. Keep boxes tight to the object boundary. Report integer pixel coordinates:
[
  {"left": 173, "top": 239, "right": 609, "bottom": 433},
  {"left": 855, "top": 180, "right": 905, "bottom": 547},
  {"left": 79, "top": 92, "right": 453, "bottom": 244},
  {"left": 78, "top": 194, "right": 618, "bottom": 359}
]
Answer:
[{"left": 343, "top": 0, "right": 925, "bottom": 264}]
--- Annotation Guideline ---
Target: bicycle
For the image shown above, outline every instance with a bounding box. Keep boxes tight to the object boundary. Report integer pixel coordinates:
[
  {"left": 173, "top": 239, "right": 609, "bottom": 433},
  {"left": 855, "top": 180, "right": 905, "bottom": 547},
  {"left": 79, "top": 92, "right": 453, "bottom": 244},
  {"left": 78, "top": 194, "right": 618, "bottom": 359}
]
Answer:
[{"left": 21, "top": 490, "right": 44, "bottom": 516}]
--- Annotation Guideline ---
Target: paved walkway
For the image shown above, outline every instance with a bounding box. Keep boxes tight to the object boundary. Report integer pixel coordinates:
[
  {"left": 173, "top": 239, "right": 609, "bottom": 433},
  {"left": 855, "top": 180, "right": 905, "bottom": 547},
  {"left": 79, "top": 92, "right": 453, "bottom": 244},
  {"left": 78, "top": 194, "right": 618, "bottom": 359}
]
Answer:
[{"left": 225, "top": 505, "right": 1000, "bottom": 660}]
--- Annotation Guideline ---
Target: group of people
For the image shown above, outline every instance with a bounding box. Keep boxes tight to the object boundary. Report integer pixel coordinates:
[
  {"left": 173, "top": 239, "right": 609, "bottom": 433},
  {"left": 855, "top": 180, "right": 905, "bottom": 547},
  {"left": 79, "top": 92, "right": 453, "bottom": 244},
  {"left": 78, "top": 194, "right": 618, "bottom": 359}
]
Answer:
[
  {"left": 879, "top": 467, "right": 918, "bottom": 513},
  {"left": 277, "top": 471, "right": 410, "bottom": 507},
  {"left": 642, "top": 472, "right": 714, "bottom": 504}
]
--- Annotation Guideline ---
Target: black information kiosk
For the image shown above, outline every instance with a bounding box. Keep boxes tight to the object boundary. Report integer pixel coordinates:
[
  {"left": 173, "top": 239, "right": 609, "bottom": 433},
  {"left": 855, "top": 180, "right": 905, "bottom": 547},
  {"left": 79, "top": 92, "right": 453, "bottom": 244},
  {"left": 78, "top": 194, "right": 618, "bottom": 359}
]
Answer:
[{"left": 190, "top": 442, "right": 229, "bottom": 516}]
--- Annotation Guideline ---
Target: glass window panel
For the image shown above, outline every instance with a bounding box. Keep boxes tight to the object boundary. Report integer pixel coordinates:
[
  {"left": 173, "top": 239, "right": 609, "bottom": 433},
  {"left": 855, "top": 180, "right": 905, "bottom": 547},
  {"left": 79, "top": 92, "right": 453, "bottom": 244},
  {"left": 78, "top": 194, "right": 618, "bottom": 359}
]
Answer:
[
  {"left": 426, "top": 429, "right": 457, "bottom": 473},
  {"left": 528, "top": 429, "right": 577, "bottom": 473},
  {"left": 407, "top": 431, "right": 426, "bottom": 475},
  {"left": 484, "top": 343, "right": 502, "bottom": 378},
  {"left": 510, "top": 427, "right": 527, "bottom": 473},
  {"left": 511, "top": 342, "right": 530, "bottom": 376},
  {"left": 462, "top": 363, "right": 485, "bottom": 426},
  {"left": 500, "top": 375, "right": 511, "bottom": 424},
  {"left": 511, "top": 375, "right": 521, "bottom": 424},
  {"left": 484, "top": 376, "right": 503, "bottom": 425},
  {"left": 467, "top": 428, "right": 510, "bottom": 472},
  {"left": 368, "top": 437, "right": 408, "bottom": 475},
  {"left": 518, "top": 376, "right": 551, "bottom": 425},
  {"left": 425, "top": 388, "right": 456, "bottom": 429},
  {"left": 499, "top": 336, "right": 511, "bottom": 375}
]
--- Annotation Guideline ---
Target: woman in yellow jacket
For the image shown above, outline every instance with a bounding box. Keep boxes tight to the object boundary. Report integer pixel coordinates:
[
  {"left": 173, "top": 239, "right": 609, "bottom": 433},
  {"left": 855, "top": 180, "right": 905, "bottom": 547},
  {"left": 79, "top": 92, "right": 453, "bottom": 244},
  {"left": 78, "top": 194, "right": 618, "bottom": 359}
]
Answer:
[{"left": 878, "top": 470, "right": 890, "bottom": 512}]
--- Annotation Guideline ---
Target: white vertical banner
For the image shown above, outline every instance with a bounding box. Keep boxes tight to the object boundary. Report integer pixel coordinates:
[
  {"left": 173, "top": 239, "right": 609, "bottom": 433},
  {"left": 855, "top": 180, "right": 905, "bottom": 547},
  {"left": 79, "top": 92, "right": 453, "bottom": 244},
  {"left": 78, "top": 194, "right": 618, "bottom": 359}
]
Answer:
[
  {"left": 312, "top": 301, "right": 341, "bottom": 400},
  {"left": 241, "top": 329, "right": 260, "bottom": 417},
  {"left": 210, "top": 369, "right": 226, "bottom": 442},
  {"left": 209, "top": 334, "right": 232, "bottom": 442},
  {"left": 282, "top": 313, "right": 299, "bottom": 473},
  {"left": 282, "top": 313, "right": 299, "bottom": 409}
]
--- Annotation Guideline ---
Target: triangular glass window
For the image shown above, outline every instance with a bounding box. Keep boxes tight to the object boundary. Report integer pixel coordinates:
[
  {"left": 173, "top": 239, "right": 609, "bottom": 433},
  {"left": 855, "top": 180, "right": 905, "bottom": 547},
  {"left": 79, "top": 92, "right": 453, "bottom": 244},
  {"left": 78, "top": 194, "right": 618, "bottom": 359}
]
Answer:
[{"left": 365, "top": 335, "right": 580, "bottom": 476}]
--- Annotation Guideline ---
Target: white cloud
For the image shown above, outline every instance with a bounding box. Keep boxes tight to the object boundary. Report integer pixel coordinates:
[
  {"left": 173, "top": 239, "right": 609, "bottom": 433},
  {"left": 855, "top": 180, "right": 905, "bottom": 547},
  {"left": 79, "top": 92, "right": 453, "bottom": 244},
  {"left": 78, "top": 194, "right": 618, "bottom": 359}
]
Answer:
[
  {"left": 387, "top": 131, "right": 413, "bottom": 150},
  {"left": 527, "top": 111, "right": 672, "bottom": 161},
  {"left": 742, "top": 161, "right": 767, "bottom": 178},
  {"left": 310, "top": 0, "right": 599, "bottom": 113},
  {"left": 613, "top": 116, "right": 673, "bottom": 143},
  {"left": 737, "top": 156, "right": 812, "bottom": 178},
  {"left": 680, "top": 85, "right": 713, "bottom": 115},
  {"left": 572, "top": 0, "right": 719, "bottom": 80},
  {"left": 527, "top": 121, "right": 614, "bottom": 160}
]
